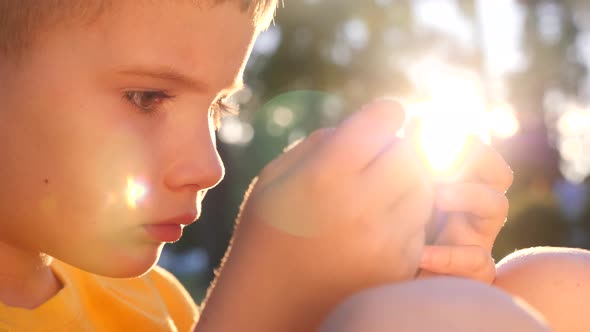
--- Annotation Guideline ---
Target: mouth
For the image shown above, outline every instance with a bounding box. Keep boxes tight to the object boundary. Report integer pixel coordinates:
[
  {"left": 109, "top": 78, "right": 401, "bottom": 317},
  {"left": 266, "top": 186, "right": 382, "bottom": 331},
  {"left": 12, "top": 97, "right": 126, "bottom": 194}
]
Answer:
[{"left": 143, "top": 213, "right": 197, "bottom": 243}]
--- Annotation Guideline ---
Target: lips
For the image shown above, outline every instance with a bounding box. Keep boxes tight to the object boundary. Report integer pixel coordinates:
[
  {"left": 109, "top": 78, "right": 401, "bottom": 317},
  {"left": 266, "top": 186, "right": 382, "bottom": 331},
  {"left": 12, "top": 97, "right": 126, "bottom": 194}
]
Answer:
[
  {"left": 143, "top": 213, "right": 197, "bottom": 243},
  {"left": 155, "top": 213, "right": 197, "bottom": 227}
]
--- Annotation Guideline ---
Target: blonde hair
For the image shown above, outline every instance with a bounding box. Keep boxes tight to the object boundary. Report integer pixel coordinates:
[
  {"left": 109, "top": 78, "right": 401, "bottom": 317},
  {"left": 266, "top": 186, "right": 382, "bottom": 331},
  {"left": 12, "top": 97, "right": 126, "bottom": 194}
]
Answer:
[{"left": 0, "top": 0, "right": 278, "bottom": 59}]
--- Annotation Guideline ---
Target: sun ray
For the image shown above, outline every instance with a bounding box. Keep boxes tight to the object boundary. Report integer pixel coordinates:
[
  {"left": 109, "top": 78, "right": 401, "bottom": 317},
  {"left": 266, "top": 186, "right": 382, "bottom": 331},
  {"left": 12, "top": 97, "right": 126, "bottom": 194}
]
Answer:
[{"left": 126, "top": 176, "right": 148, "bottom": 209}]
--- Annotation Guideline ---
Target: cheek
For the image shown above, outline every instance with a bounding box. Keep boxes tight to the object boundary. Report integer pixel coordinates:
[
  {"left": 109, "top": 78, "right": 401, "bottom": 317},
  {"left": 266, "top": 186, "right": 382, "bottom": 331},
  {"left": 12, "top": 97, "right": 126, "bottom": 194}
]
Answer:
[
  {"left": 51, "top": 112, "right": 155, "bottom": 222},
  {"left": 0, "top": 89, "right": 154, "bottom": 234}
]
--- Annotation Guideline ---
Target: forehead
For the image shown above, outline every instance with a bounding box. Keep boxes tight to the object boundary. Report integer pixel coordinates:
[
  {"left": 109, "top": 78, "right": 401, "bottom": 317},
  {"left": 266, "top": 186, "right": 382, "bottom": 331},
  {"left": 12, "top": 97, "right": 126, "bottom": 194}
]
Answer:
[{"left": 88, "top": 1, "right": 257, "bottom": 92}]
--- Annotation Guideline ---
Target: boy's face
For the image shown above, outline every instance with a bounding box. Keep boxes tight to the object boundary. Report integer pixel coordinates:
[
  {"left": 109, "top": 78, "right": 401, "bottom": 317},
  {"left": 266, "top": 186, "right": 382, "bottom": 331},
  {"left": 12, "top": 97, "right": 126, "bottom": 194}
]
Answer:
[{"left": 0, "top": 2, "right": 258, "bottom": 277}]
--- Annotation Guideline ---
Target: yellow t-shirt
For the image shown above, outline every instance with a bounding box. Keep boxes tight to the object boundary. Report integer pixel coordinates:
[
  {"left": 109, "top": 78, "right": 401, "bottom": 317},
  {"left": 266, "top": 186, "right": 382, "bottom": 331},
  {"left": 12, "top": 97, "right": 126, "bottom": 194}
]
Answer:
[{"left": 0, "top": 260, "right": 199, "bottom": 332}]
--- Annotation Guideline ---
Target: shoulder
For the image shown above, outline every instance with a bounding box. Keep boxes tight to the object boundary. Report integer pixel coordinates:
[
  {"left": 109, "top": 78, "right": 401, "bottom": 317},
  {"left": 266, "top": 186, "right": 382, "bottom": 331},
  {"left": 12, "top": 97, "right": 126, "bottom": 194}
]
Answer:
[
  {"left": 495, "top": 246, "right": 590, "bottom": 332},
  {"left": 146, "top": 265, "right": 200, "bottom": 330}
]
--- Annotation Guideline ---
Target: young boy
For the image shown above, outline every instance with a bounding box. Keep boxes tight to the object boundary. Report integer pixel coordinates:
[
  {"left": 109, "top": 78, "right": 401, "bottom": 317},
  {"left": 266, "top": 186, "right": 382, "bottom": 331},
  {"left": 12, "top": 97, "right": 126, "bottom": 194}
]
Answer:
[{"left": 0, "top": 1, "right": 552, "bottom": 331}]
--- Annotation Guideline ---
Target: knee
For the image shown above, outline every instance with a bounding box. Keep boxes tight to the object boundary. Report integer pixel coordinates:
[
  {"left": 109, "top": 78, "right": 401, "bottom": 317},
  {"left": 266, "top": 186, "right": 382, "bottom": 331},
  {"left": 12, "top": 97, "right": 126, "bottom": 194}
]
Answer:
[
  {"left": 495, "top": 247, "right": 590, "bottom": 332},
  {"left": 497, "top": 246, "right": 590, "bottom": 270},
  {"left": 319, "top": 277, "right": 551, "bottom": 332},
  {"left": 495, "top": 246, "right": 590, "bottom": 298}
]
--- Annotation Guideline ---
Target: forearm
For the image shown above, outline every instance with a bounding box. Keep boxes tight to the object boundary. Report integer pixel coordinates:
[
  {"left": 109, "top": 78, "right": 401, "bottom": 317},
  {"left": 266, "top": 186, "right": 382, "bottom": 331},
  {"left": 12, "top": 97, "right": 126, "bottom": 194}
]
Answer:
[{"left": 194, "top": 218, "right": 347, "bottom": 332}]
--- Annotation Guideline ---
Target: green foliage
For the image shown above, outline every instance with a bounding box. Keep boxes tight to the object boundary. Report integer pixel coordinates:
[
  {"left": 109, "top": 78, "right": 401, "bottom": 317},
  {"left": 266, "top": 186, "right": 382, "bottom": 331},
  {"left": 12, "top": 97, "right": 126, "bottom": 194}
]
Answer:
[{"left": 169, "top": 1, "right": 590, "bottom": 296}]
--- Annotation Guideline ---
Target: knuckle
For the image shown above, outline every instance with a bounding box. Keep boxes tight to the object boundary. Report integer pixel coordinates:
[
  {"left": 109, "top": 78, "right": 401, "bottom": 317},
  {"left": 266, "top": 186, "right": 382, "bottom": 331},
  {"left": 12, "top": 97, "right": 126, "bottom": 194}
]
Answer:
[
  {"left": 497, "top": 195, "right": 510, "bottom": 217},
  {"left": 283, "top": 128, "right": 333, "bottom": 153},
  {"left": 306, "top": 128, "right": 333, "bottom": 145},
  {"left": 283, "top": 137, "right": 305, "bottom": 153},
  {"left": 471, "top": 246, "right": 491, "bottom": 272},
  {"left": 258, "top": 160, "right": 278, "bottom": 182},
  {"left": 444, "top": 248, "right": 454, "bottom": 270},
  {"left": 500, "top": 166, "right": 514, "bottom": 191},
  {"left": 314, "top": 127, "right": 336, "bottom": 139}
]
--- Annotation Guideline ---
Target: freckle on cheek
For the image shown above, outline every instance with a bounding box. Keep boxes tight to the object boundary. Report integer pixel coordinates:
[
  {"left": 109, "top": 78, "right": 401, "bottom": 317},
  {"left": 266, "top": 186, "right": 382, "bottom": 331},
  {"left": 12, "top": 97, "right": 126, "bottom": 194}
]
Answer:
[{"left": 44, "top": 178, "right": 49, "bottom": 184}]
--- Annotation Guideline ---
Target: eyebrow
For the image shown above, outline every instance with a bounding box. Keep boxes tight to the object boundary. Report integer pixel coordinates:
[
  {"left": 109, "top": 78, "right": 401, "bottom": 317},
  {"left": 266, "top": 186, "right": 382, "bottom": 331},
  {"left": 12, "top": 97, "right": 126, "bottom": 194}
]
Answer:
[{"left": 116, "top": 65, "right": 245, "bottom": 95}]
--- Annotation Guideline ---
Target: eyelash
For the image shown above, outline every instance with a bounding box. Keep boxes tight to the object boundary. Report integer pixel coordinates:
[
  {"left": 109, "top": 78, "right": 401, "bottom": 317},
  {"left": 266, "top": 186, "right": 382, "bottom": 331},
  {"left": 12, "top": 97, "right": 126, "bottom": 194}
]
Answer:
[
  {"left": 123, "top": 90, "right": 174, "bottom": 114},
  {"left": 210, "top": 95, "right": 239, "bottom": 129},
  {"left": 123, "top": 90, "right": 239, "bottom": 129}
]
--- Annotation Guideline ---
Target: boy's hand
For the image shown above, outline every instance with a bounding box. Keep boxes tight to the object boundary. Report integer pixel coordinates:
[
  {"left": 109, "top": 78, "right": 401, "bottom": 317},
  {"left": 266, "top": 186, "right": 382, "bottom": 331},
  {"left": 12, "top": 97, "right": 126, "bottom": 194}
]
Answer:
[
  {"left": 198, "top": 100, "right": 434, "bottom": 332},
  {"left": 417, "top": 137, "right": 513, "bottom": 284},
  {"left": 241, "top": 99, "right": 433, "bottom": 285}
]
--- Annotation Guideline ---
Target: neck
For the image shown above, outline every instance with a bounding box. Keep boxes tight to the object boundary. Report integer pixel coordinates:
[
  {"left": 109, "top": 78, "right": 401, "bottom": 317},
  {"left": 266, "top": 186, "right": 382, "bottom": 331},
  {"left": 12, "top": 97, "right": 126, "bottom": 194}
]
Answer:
[{"left": 0, "top": 241, "right": 62, "bottom": 309}]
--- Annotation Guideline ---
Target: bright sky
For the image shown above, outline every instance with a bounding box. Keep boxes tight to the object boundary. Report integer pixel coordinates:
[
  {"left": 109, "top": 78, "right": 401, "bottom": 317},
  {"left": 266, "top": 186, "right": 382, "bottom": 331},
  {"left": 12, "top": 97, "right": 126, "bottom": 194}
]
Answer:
[
  {"left": 412, "top": 0, "right": 590, "bottom": 183},
  {"left": 413, "top": 0, "right": 525, "bottom": 76},
  {"left": 253, "top": 0, "right": 526, "bottom": 77}
]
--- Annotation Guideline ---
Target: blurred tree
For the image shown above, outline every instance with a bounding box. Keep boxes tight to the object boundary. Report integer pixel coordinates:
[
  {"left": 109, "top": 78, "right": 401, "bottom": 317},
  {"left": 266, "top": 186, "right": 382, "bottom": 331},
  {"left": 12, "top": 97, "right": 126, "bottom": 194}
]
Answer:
[
  {"left": 183, "top": 0, "right": 427, "bottom": 281},
  {"left": 167, "top": 0, "right": 590, "bottom": 298},
  {"left": 496, "top": 0, "right": 590, "bottom": 257}
]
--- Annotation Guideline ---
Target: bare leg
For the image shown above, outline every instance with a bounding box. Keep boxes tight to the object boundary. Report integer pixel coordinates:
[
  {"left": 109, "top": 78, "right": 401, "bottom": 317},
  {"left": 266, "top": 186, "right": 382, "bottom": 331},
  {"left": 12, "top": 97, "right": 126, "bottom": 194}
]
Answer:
[
  {"left": 495, "top": 247, "right": 590, "bottom": 332},
  {"left": 319, "top": 277, "right": 552, "bottom": 332}
]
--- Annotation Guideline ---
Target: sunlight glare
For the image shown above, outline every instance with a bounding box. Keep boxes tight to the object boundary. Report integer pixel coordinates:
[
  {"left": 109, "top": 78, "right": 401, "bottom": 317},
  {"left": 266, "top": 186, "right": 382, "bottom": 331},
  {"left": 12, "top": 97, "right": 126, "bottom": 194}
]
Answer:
[
  {"left": 126, "top": 176, "right": 148, "bottom": 209},
  {"left": 488, "top": 103, "right": 520, "bottom": 138},
  {"left": 557, "top": 106, "right": 590, "bottom": 135},
  {"left": 406, "top": 82, "right": 490, "bottom": 175},
  {"left": 403, "top": 60, "right": 510, "bottom": 176},
  {"left": 556, "top": 103, "right": 590, "bottom": 183},
  {"left": 419, "top": 109, "right": 473, "bottom": 174}
]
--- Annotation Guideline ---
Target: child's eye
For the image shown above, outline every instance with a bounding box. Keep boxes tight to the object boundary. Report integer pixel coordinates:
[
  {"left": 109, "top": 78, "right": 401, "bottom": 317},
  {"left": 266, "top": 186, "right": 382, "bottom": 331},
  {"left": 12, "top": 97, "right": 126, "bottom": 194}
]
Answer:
[
  {"left": 123, "top": 90, "right": 174, "bottom": 113},
  {"left": 209, "top": 95, "right": 239, "bottom": 130}
]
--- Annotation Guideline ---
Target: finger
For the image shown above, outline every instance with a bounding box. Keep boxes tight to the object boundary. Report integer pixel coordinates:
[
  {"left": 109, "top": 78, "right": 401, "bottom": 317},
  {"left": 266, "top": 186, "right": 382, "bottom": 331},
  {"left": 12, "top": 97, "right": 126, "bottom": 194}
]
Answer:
[
  {"left": 400, "top": 114, "right": 421, "bottom": 141},
  {"left": 418, "top": 245, "right": 496, "bottom": 283},
  {"left": 311, "top": 99, "right": 406, "bottom": 174},
  {"left": 383, "top": 181, "right": 434, "bottom": 279},
  {"left": 281, "top": 128, "right": 335, "bottom": 169},
  {"left": 435, "top": 183, "right": 509, "bottom": 221},
  {"left": 424, "top": 208, "right": 447, "bottom": 245},
  {"left": 258, "top": 128, "right": 334, "bottom": 186},
  {"left": 361, "top": 139, "right": 431, "bottom": 208},
  {"left": 453, "top": 137, "right": 514, "bottom": 193},
  {"left": 385, "top": 178, "right": 434, "bottom": 230},
  {"left": 433, "top": 213, "right": 496, "bottom": 250}
]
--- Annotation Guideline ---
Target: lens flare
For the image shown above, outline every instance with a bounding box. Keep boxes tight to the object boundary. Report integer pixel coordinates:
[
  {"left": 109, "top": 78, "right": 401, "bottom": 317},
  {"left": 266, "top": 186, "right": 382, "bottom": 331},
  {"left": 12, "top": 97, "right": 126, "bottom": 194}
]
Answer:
[
  {"left": 402, "top": 60, "right": 523, "bottom": 176},
  {"left": 419, "top": 111, "right": 473, "bottom": 174},
  {"left": 126, "top": 176, "right": 147, "bottom": 209},
  {"left": 407, "top": 97, "right": 490, "bottom": 176},
  {"left": 401, "top": 62, "right": 520, "bottom": 176},
  {"left": 488, "top": 104, "right": 520, "bottom": 139}
]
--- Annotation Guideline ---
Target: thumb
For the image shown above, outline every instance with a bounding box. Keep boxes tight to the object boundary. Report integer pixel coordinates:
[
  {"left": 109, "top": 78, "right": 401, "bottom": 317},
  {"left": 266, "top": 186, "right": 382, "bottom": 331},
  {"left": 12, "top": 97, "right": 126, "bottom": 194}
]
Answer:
[{"left": 418, "top": 244, "right": 496, "bottom": 284}]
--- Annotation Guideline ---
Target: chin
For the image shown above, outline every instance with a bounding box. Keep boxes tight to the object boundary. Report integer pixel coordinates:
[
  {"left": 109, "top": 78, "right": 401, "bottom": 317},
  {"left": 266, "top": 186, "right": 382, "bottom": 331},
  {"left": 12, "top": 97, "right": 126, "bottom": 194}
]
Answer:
[
  {"left": 64, "top": 244, "right": 164, "bottom": 278},
  {"left": 105, "top": 246, "right": 163, "bottom": 278},
  {"left": 102, "top": 259, "right": 158, "bottom": 278}
]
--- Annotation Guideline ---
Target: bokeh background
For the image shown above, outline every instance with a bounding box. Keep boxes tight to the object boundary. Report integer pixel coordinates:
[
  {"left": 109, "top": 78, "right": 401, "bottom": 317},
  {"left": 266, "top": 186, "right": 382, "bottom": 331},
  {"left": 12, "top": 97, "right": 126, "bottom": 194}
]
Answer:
[{"left": 159, "top": 0, "right": 590, "bottom": 302}]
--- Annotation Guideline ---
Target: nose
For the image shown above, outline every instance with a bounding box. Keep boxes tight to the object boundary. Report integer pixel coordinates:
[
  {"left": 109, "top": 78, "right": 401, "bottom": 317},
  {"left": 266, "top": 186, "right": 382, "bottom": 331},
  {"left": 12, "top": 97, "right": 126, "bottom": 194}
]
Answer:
[{"left": 162, "top": 123, "right": 225, "bottom": 193}]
